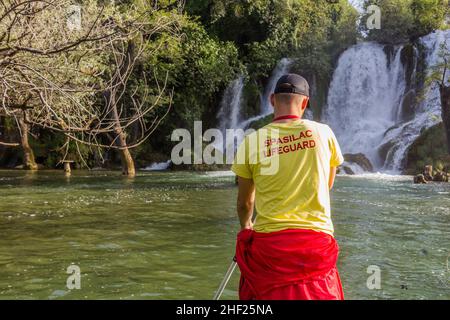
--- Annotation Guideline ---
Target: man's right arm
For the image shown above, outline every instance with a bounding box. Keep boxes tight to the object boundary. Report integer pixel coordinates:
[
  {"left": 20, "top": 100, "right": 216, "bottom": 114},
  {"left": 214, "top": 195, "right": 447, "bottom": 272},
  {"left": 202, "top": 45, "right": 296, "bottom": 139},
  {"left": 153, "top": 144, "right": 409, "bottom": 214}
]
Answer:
[
  {"left": 231, "top": 135, "right": 255, "bottom": 230},
  {"left": 237, "top": 176, "right": 255, "bottom": 230}
]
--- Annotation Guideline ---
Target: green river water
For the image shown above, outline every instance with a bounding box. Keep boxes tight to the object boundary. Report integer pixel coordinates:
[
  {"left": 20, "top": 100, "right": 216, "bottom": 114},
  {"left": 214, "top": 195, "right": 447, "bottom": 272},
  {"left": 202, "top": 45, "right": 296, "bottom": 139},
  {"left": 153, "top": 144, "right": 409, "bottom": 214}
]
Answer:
[{"left": 0, "top": 170, "right": 448, "bottom": 300}]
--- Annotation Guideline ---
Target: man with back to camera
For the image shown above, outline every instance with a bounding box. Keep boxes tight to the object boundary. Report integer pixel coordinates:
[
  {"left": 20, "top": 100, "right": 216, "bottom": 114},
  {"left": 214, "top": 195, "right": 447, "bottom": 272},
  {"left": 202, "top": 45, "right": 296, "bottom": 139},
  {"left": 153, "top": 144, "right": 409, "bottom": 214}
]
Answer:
[{"left": 231, "top": 73, "right": 345, "bottom": 300}]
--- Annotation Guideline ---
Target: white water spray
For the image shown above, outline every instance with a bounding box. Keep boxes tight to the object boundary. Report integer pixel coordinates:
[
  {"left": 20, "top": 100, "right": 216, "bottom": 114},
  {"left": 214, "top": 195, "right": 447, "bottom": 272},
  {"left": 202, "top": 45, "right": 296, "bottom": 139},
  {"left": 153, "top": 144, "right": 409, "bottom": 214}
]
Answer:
[
  {"left": 323, "top": 43, "right": 406, "bottom": 169},
  {"left": 239, "top": 58, "right": 295, "bottom": 129},
  {"left": 216, "top": 76, "right": 245, "bottom": 133},
  {"left": 324, "top": 30, "right": 449, "bottom": 172},
  {"left": 143, "top": 160, "right": 171, "bottom": 171},
  {"left": 260, "top": 58, "right": 293, "bottom": 116}
]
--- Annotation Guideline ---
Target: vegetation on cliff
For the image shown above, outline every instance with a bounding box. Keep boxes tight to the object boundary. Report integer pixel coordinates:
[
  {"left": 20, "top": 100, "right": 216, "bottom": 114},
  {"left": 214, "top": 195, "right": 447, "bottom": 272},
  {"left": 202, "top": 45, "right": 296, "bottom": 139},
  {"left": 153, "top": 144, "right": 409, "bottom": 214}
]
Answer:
[{"left": 405, "top": 123, "right": 450, "bottom": 174}]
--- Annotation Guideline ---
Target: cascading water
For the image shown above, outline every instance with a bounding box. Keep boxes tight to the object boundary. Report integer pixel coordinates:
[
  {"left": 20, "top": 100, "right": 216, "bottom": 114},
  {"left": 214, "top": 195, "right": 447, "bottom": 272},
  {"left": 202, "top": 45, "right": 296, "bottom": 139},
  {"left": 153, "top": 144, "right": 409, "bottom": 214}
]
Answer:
[
  {"left": 215, "top": 59, "right": 295, "bottom": 155},
  {"left": 238, "top": 58, "right": 293, "bottom": 129},
  {"left": 217, "top": 57, "right": 312, "bottom": 134},
  {"left": 381, "top": 30, "right": 450, "bottom": 172},
  {"left": 216, "top": 76, "right": 245, "bottom": 133},
  {"left": 323, "top": 43, "right": 406, "bottom": 169},
  {"left": 260, "top": 58, "right": 293, "bottom": 116},
  {"left": 324, "top": 29, "right": 450, "bottom": 173},
  {"left": 142, "top": 160, "right": 171, "bottom": 171}
]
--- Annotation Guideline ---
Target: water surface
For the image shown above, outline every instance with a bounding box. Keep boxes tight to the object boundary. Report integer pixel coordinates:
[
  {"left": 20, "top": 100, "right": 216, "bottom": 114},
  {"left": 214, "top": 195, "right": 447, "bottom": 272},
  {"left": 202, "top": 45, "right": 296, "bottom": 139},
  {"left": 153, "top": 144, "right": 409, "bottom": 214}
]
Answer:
[{"left": 0, "top": 170, "right": 448, "bottom": 299}]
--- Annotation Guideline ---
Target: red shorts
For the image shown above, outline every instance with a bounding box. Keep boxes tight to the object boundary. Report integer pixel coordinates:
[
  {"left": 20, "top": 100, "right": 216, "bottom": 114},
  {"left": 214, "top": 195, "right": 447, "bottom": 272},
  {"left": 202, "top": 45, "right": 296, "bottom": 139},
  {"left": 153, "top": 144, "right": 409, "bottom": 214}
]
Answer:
[{"left": 236, "top": 228, "right": 344, "bottom": 300}]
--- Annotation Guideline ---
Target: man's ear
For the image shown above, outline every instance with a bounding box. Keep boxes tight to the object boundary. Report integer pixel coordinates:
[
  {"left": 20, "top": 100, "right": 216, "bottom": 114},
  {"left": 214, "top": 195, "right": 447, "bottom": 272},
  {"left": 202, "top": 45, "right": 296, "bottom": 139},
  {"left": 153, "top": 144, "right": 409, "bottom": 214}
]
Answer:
[
  {"left": 270, "top": 94, "right": 276, "bottom": 108},
  {"left": 301, "top": 97, "right": 309, "bottom": 110}
]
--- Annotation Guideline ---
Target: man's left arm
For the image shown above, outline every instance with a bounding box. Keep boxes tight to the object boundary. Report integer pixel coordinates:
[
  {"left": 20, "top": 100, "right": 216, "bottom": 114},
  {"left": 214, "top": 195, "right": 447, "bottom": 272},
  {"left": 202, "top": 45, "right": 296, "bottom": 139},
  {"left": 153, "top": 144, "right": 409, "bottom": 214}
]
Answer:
[
  {"left": 237, "top": 176, "right": 255, "bottom": 230},
  {"left": 329, "top": 166, "right": 337, "bottom": 190}
]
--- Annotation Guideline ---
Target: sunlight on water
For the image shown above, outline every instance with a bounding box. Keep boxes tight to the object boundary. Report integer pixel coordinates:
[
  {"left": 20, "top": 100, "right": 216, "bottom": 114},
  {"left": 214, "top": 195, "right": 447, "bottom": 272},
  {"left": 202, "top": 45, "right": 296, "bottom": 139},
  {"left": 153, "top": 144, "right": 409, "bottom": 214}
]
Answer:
[{"left": 0, "top": 170, "right": 449, "bottom": 300}]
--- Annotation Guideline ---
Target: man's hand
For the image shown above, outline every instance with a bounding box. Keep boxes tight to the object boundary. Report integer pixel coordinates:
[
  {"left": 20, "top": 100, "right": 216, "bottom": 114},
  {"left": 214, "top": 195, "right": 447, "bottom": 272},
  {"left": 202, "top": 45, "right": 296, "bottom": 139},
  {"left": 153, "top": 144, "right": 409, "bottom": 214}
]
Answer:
[
  {"left": 241, "top": 220, "right": 254, "bottom": 231},
  {"left": 236, "top": 176, "right": 255, "bottom": 230}
]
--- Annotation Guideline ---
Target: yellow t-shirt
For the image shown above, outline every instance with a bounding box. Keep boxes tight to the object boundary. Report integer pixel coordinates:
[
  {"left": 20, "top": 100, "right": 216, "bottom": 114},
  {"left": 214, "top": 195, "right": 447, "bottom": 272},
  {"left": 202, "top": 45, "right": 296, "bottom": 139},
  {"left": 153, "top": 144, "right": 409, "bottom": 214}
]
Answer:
[{"left": 231, "top": 119, "right": 344, "bottom": 236}]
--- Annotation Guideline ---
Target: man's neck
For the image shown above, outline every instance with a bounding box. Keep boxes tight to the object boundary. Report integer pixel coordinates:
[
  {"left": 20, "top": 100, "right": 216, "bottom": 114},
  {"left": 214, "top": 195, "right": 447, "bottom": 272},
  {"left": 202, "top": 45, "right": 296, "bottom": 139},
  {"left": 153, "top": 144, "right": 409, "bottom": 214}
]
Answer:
[{"left": 273, "top": 109, "right": 304, "bottom": 122}]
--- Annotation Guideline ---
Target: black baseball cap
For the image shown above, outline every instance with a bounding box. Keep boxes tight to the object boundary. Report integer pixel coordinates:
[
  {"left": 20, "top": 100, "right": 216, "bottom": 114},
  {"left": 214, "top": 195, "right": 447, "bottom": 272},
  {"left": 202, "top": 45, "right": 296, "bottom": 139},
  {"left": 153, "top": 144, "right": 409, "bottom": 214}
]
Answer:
[{"left": 274, "top": 73, "right": 309, "bottom": 97}]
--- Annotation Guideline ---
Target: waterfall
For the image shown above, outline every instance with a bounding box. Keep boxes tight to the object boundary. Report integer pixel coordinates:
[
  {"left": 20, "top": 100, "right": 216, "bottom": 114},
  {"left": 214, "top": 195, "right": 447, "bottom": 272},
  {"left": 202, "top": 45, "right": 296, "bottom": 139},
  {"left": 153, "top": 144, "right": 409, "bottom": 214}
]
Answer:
[
  {"left": 238, "top": 58, "right": 294, "bottom": 129},
  {"left": 381, "top": 30, "right": 450, "bottom": 172},
  {"left": 216, "top": 76, "right": 245, "bottom": 133},
  {"left": 214, "top": 59, "right": 295, "bottom": 155},
  {"left": 142, "top": 160, "right": 171, "bottom": 171},
  {"left": 323, "top": 30, "right": 449, "bottom": 173},
  {"left": 260, "top": 58, "right": 293, "bottom": 116},
  {"left": 217, "top": 58, "right": 296, "bottom": 132},
  {"left": 323, "top": 43, "right": 406, "bottom": 168}
]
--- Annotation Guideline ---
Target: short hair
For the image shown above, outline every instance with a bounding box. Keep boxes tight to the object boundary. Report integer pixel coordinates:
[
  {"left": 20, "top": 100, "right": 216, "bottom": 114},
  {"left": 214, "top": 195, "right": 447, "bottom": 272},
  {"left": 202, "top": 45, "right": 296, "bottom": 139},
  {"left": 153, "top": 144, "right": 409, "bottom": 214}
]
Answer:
[{"left": 274, "top": 93, "right": 303, "bottom": 106}]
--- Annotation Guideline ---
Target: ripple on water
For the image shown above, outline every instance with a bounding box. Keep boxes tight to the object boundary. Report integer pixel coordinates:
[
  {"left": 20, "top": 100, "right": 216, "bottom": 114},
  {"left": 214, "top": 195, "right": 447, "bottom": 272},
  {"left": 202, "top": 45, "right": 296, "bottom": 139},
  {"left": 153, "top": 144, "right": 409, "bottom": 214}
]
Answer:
[
  {"left": 0, "top": 171, "right": 449, "bottom": 300},
  {"left": 96, "top": 243, "right": 123, "bottom": 250},
  {"left": 48, "top": 290, "right": 69, "bottom": 299}
]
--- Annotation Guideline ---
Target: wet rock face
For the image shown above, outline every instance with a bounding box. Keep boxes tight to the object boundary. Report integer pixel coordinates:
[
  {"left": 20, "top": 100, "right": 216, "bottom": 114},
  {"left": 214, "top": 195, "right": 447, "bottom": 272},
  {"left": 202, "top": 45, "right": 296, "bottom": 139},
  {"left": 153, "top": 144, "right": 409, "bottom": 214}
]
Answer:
[
  {"left": 399, "top": 90, "right": 417, "bottom": 122},
  {"left": 337, "top": 166, "right": 355, "bottom": 175},
  {"left": 343, "top": 153, "right": 374, "bottom": 172},
  {"left": 440, "top": 85, "right": 450, "bottom": 153},
  {"left": 414, "top": 174, "right": 428, "bottom": 184},
  {"left": 423, "top": 165, "right": 434, "bottom": 181}
]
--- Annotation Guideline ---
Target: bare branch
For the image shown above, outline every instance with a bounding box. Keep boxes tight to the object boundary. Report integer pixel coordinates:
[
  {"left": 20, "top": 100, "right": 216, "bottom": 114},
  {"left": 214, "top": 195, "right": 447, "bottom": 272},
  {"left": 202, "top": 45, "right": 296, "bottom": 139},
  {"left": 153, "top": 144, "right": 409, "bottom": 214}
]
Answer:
[{"left": 0, "top": 140, "right": 19, "bottom": 146}]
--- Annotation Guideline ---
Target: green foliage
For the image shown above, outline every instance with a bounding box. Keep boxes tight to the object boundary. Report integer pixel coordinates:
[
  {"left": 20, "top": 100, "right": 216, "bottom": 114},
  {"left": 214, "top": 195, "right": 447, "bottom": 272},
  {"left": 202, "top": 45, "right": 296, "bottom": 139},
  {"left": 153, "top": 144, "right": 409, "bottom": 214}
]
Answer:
[
  {"left": 142, "top": 12, "right": 243, "bottom": 154},
  {"left": 29, "top": 130, "right": 100, "bottom": 168},
  {"left": 426, "top": 41, "right": 450, "bottom": 88},
  {"left": 186, "top": 0, "right": 272, "bottom": 46},
  {"left": 185, "top": 0, "right": 358, "bottom": 130},
  {"left": 248, "top": 114, "right": 272, "bottom": 130},
  {"left": 187, "top": 0, "right": 358, "bottom": 78},
  {"left": 411, "top": 0, "right": 450, "bottom": 36},
  {"left": 362, "top": 0, "right": 449, "bottom": 44}
]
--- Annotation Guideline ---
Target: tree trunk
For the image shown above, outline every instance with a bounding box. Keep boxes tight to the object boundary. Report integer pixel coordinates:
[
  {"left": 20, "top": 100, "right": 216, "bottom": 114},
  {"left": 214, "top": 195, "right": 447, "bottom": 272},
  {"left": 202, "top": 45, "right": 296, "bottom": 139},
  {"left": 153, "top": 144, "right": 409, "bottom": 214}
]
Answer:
[
  {"left": 440, "top": 84, "right": 450, "bottom": 154},
  {"left": 104, "top": 41, "right": 136, "bottom": 177},
  {"left": 18, "top": 114, "right": 37, "bottom": 170},
  {"left": 113, "top": 110, "right": 136, "bottom": 177}
]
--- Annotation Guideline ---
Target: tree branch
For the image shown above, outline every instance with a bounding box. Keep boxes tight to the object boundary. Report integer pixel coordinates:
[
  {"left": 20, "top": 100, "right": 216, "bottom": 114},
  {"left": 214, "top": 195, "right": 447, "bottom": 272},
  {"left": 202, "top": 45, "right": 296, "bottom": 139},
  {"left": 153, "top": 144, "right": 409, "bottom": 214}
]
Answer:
[{"left": 0, "top": 141, "right": 19, "bottom": 147}]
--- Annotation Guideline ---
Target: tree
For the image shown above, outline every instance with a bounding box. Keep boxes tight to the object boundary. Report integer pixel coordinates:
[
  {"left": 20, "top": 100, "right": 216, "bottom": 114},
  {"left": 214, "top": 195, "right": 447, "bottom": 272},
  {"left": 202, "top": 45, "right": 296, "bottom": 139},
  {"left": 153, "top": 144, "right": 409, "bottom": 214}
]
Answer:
[
  {"left": 0, "top": 0, "right": 117, "bottom": 169},
  {"left": 410, "top": 0, "right": 449, "bottom": 40},
  {"left": 0, "top": 0, "right": 181, "bottom": 174},
  {"left": 141, "top": 13, "right": 242, "bottom": 155},
  {"left": 361, "top": 0, "right": 449, "bottom": 44}
]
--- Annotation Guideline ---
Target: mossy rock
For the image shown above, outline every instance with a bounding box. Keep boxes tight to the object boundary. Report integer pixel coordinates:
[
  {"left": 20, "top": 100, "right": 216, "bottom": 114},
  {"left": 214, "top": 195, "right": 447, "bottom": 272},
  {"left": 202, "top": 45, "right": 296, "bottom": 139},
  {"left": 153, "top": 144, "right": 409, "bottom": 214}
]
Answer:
[
  {"left": 344, "top": 153, "right": 374, "bottom": 172},
  {"left": 404, "top": 123, "right": 450, "bottom": 174},
  {"left": 400, "top": 44, "right": 416, "bottom": 88},
  {"left": 247, "top": 114, "right": 273, "bottom": 130}
]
